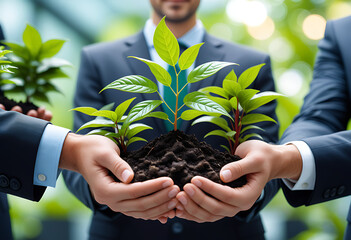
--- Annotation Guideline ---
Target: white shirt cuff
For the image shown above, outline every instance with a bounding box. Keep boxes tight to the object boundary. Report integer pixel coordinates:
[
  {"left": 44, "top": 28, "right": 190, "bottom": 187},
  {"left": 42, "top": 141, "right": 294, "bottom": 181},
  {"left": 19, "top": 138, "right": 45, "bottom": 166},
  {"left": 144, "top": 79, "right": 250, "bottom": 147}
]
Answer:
[
  {"left": 33, "top": 124, "right": 70, "bottom": 187},
  {"left": 282, "top": 141, "right": 316, "bottom": 190}
]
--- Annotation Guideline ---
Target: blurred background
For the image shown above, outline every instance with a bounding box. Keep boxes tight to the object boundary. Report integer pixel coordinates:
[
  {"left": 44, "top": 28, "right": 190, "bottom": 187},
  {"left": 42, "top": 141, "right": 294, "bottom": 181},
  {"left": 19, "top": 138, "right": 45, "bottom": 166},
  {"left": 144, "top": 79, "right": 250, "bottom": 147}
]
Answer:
[{"left": 1, "top": 0, "right": 351, "bottom": 239}]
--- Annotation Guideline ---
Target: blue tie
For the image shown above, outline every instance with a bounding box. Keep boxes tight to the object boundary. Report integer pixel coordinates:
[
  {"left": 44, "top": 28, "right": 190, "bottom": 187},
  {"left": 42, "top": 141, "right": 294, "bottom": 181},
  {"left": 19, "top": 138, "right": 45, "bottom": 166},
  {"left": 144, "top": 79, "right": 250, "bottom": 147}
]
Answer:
[{"left": 163, "top": 43, "right": 188, "bottom": 131}]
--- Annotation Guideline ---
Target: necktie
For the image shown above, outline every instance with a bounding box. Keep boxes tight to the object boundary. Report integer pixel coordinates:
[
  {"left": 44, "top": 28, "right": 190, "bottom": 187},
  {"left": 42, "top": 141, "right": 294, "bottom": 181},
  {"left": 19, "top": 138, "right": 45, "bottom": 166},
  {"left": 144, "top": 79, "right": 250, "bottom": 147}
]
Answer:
[{"left": 163, "top": 43, "right": 188, "bottom": 131}]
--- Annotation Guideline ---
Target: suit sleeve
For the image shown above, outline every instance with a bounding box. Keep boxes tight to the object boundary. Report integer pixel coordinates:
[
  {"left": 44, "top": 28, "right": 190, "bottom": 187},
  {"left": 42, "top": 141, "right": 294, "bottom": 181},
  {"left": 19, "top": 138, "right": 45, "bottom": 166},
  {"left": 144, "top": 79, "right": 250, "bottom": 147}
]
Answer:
[
  {"left": 0, "top": 109, "right": 48, "bottom": 201},
  {"left": 280, "top": 20, "right": 351, "bottom": 207}
]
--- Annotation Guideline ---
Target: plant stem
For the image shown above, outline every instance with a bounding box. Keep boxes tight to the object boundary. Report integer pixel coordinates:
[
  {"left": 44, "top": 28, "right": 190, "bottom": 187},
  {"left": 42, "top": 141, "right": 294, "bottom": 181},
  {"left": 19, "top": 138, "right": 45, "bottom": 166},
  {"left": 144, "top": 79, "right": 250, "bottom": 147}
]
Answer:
[
  {"left": 233, "top": 99, "right": 240, "bottom": 153},
  {"left": 115, "top": 125, "right": 127, "bottom": 154},
  {"left": 174, "top": 65, "right": 179, "bottom": 131}
]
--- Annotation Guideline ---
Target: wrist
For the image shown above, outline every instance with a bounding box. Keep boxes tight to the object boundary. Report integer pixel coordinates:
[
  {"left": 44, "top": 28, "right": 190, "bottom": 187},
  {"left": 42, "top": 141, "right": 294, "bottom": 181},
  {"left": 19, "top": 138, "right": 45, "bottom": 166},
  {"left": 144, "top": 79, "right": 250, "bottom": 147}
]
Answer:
[
  {"left": 59, "top": 133, "right": 83, "bottom": 172},
  {"left": 271, "top": 144, "right": 302, "bottom": 180}
]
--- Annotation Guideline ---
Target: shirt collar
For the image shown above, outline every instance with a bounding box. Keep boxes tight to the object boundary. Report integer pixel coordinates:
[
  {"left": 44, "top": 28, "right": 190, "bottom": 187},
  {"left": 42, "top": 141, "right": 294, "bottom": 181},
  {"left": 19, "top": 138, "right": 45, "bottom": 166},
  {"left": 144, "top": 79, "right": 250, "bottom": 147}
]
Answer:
[{"left": 143, "top": 19, "right": 205, "bottom": 49}]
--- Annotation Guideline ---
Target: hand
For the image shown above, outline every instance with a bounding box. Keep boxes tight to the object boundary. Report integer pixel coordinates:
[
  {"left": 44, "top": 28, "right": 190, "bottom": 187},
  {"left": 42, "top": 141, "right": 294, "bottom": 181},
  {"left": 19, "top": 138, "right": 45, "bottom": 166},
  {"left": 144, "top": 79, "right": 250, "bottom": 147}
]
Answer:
[
  {"left": 0, "top": 104, "right": 52, "bottom": 121},
  {"left": 175, "top": 140, "right": 302, "bottom": 223},
  {"left": 59, "top": 134, "right": 179, "bottom": 223}
]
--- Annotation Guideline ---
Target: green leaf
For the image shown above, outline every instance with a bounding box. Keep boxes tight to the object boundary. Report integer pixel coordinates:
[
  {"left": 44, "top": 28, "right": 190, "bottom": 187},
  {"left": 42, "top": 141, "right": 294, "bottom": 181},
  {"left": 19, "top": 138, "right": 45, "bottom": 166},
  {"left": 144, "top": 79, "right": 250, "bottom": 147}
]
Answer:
[
  {"left": 126, "top": 137, "right": 148, "bottom": 147},
  {"left": 129, "top": 56, "right": 171, "bottom": 86},
  {"left": 246, "top": 91, "right": 283, "bottom": 113},
  {"left": 192, "top": 116, "right": 231, "bottom": 132},
  {"left": 204, "top": 129, "right": 229, "bottom": 139},
  {"left": 122, "top": 100, "right": 163, "bottom": 130},
  {"left": 229, "top": 96, "right": 238, "bottom": 110},
  {"left": 126, "top": 123, "right": 153, "bottom": 139},
  {"left": 0, "top": 79, "right": 15, "bottom": 85},
  {"left": 241, "top": 125, "right": 265, "bottom": 134},
  {"left": 115, "top": 98, "right": 136, "bottom": 122},
  {"left": 23, "top": 24, "right": 42, "bottom": 58},
  {"left": 91, "top": 110, "right": 117, "bottom": 122},
  {"left": 100, "top": 75, "right": 158, "bottom": 93},
  {"left": 3, "top": 42, "right": 30, "bottom": 60},
  {"left": 99, "top": 103, "right": 115, "bottom": 111},
  {"left": 37, "top": 58, "right": 72, "bottom": 73},
  {"left": 207, "top": 96, "right": 231, "bottom": 112},
  {"left": 226, "top": 131, "right": 236, "bottom": 138},
  {"left": 241, "top": 133, "right": 263, "bottom": 142},
  {"left": 225, "top": 70, "right": 237, "bottom": 82},
  {"left": 238, "top": 63, "right": 265, "bottom": 89},
  {"left": 238, "top": 89, "right": 260, "bottom": 111},
  {"left": 37, "top": 68, "right": 69, "bottom": 80},
  {"left": 153, "top": 16, "right": 179, "bottom": 66},
  {"left": 198, "top": 86, "right": 229, "bottom": 99},
  {"left": 145, "top": 111, "right": 168, "bottom": 120},
  {"left": 76, "top": 119, "right": 115, "bottom": 132},
  {"left": 39, "top": 39, "right": 66, "bottom": 60},
  {"left": 87, "top": 129, "right": 115, "bottom": 137},
  {"left": 184, "top": 92, "right": 233, "bottom": 120},
  {"left": 220, "top": 145, "right": 230, "bottom": 153},
  {"left": 188, "top": 61, "right": 237, "bottom": 83},
  {"left": 178, "top": 43, "right": 204, "bottom": 70},
  {"left": 241, "top": 113, "right": 276, "bottom": 125},
  {"left": 71, "top": 107, "right": 98, "bottom": 116},
  {"left": 180, "top": 109, "right": 207, "bottom": 121},
  {"left": 223, "top": 79, "right": 241, "bottom": 97}
]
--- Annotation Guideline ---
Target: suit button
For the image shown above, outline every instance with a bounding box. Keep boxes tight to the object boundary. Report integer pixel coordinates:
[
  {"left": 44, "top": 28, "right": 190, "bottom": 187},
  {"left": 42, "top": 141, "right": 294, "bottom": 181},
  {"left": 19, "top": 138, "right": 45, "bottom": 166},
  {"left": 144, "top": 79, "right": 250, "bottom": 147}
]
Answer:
[
  {"left": 323, "top": 189, "right": 330, "bottom": 199},
  {"left": 330, "top": 188, "right": 337, "bottom": 197},
  {"left": 337, "top": 186, "right": 345, "bottom": 195},
  {"left": 172, "top": 222, "right": 183, "bottom": 234},
  {"left": 0, "top": 175, "right": 9, "bottom": 188},
  {"left": 10, "top": 178, "right": 21, "bottom": 191}
]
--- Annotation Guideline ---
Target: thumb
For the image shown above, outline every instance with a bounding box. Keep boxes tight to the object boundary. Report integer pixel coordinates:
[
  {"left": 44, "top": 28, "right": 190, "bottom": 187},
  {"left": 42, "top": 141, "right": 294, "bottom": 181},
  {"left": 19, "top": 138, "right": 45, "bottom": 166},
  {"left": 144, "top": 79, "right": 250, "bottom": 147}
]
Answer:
[
  {"left": 102, "top": 149, "right": 134, "bottom": 184},
  {"left": 220, "top": 156, "right": 259, "bottom": 183}
]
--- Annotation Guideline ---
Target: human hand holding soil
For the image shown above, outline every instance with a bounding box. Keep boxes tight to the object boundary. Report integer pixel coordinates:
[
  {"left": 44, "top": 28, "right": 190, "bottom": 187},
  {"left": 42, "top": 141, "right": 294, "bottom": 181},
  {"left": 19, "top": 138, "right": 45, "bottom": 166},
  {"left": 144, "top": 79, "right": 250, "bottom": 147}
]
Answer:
[{"left": 0, "top": 104, "right": 52, "bottom": 121}]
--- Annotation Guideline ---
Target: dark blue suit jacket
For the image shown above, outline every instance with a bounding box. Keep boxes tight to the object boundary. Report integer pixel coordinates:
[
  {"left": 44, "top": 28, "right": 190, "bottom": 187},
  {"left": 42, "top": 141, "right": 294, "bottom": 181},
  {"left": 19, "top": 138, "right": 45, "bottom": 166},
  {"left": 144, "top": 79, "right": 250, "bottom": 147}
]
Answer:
[
  {"left": 0, "top": 110, "right": 48, "bottom": 239},
  {"left": 0, "top": 26, "right": 48, "bottom": 239},
  {"left": 63, "top": 31, "right": 280, "bottom": 239},
  {"left": 280, "top": 16, "right": 351, "bottom": 238}
]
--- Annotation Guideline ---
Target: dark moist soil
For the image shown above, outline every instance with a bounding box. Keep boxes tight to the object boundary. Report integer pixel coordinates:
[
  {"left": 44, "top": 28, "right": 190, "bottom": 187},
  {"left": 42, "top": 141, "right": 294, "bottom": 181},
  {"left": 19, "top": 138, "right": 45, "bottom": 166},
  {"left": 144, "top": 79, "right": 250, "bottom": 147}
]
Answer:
[
  {"left": 122, "top": 130, "right": 247, "bottom": 189},
  {"left": 0, "top": 95, "right": 38, "bottom": 114}
]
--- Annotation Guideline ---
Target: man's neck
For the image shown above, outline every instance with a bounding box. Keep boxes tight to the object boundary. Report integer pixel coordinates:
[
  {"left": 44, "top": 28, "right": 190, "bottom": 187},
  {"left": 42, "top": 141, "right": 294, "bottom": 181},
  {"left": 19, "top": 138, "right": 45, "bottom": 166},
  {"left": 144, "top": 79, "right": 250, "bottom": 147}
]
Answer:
[{"left": 151, "top": 13, "right": 197, "bottom": 39}]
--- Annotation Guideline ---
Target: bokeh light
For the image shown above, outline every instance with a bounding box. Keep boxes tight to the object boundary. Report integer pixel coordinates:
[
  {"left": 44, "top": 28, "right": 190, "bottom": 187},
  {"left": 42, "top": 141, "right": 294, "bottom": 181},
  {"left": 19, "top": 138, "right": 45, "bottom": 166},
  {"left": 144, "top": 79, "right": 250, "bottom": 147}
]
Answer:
[
  {"left": 302, "top": 14, "right": 326, "bottom": 40},
  {"left": 247, "top": 16, "right": 275, "bottom": 40},
  {"left": 277, "top": 69, "right": 304, "bottom": 96},
  {"left": 226, "top": 0, "right": 267, "bottom": 26},
  {"left": 269, "top": 37, "right": 293, "bottom": 62}
]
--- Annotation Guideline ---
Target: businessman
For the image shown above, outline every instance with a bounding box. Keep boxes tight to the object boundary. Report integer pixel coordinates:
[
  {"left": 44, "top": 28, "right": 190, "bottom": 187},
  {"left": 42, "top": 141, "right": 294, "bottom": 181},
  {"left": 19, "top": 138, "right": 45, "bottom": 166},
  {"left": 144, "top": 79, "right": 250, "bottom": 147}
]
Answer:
[
  {"left": 202, "top": 16, "right": 351, "bottom": 238},
  {"left": 63, "top": 0, "right": 280, "bottom": 239}
]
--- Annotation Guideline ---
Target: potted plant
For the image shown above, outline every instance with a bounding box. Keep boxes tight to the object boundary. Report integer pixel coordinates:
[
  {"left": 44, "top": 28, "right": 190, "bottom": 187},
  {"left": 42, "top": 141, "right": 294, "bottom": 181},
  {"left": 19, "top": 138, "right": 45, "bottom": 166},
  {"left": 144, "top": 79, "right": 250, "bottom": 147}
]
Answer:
[
  {"left": 0, "top": 24, "right": 71, "bottom": 113},
  {"left": 74, "top": 17, "right": 280, "bottom": 188}
]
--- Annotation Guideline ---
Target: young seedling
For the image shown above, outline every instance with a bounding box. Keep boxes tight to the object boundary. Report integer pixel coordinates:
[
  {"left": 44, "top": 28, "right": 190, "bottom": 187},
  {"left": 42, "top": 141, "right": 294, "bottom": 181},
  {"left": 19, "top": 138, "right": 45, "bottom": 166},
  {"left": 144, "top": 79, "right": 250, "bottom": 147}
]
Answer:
[
  {"left": 2, "top": 24, "right": 71, "bottom": 103},
  {"left": 72, "top": 98, "right": 166, "bottom": 154},
  {"left": 101, "top": 16, "right": 236, "bottom": 131},
  {"left": 184, "top": 66, "right": 282, "bottom": 155}
]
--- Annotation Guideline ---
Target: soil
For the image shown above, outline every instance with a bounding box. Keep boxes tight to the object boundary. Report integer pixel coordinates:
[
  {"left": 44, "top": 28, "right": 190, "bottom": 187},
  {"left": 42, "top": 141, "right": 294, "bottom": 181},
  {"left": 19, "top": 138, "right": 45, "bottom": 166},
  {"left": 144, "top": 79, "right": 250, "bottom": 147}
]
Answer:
[
  {"left": 0, "top": 94, "right": 38, "bottom": 114},
  {"left": 122, "top": 130, "right": 247, "bottom": 189}
]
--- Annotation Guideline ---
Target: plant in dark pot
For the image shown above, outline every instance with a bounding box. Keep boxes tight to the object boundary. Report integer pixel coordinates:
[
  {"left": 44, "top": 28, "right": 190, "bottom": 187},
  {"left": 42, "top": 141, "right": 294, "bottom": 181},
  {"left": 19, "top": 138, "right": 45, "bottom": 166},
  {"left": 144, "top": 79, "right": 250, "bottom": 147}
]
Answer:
[
  {"left": 74, "top": 17, "right": 281, "bottom": 189},
  {"left": 0, "top": 24, "right": 71, "bottom": 113}
]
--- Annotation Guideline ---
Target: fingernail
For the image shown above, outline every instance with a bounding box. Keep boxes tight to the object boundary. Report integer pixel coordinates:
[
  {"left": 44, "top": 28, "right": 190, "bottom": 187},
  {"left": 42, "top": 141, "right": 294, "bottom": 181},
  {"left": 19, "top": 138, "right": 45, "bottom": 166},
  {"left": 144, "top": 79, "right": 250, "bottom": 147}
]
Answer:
[
  {"left": 193, "top": 179, "right": 202, "bottom": 187},
  {"left": 185, "top": 186, "right": 194, "bottom": 197},
  {"left": 163, "top": 181, "right": 172, "bottom": 188},
  {"left": 168, "top": 200, "right": 177, "bottom": 209},
  {"left": 176, "top": 204, "right": 184, "bottom": 211},
  {"left": 168, "top": 188, "right": 178, "bottom": 198},
  {"left": 122, "top": 170, "right": 132, "bottom": 182},
  {"left": 221, "top": 170, "right": 232, "bottom": 182},
  {"left": 179, "top": 195, "right": 187, "bottom": 205}
]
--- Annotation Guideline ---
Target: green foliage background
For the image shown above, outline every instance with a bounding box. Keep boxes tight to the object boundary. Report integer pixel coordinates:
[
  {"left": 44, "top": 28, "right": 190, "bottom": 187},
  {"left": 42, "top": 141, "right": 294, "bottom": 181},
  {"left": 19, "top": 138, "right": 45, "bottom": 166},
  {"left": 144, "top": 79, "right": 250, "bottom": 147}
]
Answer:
[{"left": 1, "top": 0, "right": 351, "bottom": 239}]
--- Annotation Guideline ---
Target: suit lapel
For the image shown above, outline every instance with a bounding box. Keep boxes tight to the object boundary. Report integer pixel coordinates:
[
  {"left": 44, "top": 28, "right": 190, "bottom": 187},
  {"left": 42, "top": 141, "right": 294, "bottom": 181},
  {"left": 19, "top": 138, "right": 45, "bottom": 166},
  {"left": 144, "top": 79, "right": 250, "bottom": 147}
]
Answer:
[
  {"left": 123, "top": 31, "right": 167, "bottom": 133},
  {"left": 182, "top": 33, "right": 225, "bottom": 132}
]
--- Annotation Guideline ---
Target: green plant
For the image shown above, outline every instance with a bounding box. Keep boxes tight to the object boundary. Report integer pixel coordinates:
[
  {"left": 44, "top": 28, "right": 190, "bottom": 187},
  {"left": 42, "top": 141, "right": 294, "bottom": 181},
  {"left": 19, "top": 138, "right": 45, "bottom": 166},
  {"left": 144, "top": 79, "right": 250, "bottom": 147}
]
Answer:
[
  {"left": 1, "top": 24, "right": 71, "bottom": 103},
  {"left": 72, "top": 99, "right": 167, "bottom": 154},
  {"left": 185, "top": 66, "right": 282, "bottom": 154},
  {"left": 0, "top": 46, "right": 15, "bottom": 86},
  {"left": 101, "top": 16, "right": 236, "bottom": 131}
]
